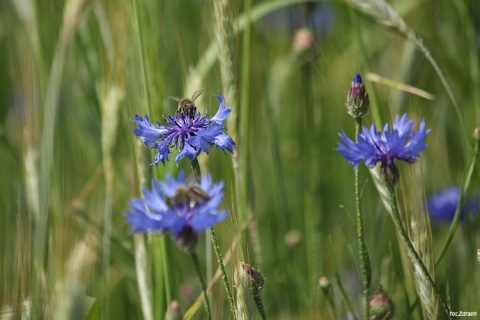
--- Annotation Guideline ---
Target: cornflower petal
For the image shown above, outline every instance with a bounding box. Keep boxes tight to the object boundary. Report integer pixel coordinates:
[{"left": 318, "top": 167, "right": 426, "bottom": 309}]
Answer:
[
  {"left": 175, "top": 143, "right": 198, "bottom": 162},
  {"left": 132, "top": 114, "right": 167, "bottom": 146},
  {"left": 211, "top": 91, "right": 231, "bottom": 123},
  {"left": 190, "top": 210, "right": 229, "bottom": 232}
]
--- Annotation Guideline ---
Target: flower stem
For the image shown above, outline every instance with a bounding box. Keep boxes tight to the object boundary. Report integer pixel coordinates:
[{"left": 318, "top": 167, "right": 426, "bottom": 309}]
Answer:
[
  {"left": 191, "top": 157, "right": 202, "bottom": 183},
  {"left": 354, "top": 118, "right": 371, "bottom": 320},
  {"left": 387, "top": 185, "right": 451, "bottom": 317},
  {"left": 190, "top": 158, "right": 236, "bottom": 319},
  {"left": 189, "top": 251, "right": 212, "bottom": 320},
  {"left": 253, "top": 294, "right": 267, "bottom": 320}
]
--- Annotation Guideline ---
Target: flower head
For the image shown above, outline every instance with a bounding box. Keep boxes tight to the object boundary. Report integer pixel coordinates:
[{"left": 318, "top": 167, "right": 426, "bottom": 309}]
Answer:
[
  {"left": 125, "top": 171, "right": 229, "bottom": 251},
  {"left": 346, "top": 73, "right": 369, "bottom": 118},
  {"left": 337, "top": 114, "right": 430, "bottom": 186},
  {"left": 427, "top": 186, "right": 478, "bottom": 222},
  {"left": 132, "top": 92, "right": 235, "bottom": 165},
  {"left": 337, "top": 114, "right": 430, "bottom": 168}
]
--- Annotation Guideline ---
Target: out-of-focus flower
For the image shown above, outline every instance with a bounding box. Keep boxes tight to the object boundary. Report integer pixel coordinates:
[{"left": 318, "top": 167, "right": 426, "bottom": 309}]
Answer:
[
  {"left": 132, "top": 92, "right": 235, "bottom": 165},
  {"left": 427, "top": 186, "right": 478, "bottom": 222},
  {"left": 345, "top": 73, "right": 369, "bottom": 118},
  {"left": 291, "top": 28, "right": 318, "bottom": 63},
  {"left": 337, "top": 114, "right": 430, "bottom": 186},
  {"left": 125, "top": 171, "right": 228, "bottom": 251},
  {"left": 165, "top": 300, "right": 182, "bottom": 320}
]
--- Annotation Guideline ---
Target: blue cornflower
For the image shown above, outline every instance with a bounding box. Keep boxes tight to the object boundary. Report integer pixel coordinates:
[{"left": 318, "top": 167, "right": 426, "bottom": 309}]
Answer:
[
  {"left": 337, "top": 114, "right": 430, "bottom": 169},
  {"left": 427, "top": 186, "right": 478, "bottom": 222},
  {"left": 132, "top": 92, "right": 235, "bottom": 165},
  {"left": 337, "top": 114, "right": 430, "bottom": 186},
  {"left": 125, "top": 171, "right": 229, "bottom": 251}
]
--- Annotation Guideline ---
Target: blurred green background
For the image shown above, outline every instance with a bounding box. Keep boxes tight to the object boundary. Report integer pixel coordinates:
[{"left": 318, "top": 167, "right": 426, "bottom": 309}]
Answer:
[{"left": 1, "top": 0, "right": 479, "bottom": 319}]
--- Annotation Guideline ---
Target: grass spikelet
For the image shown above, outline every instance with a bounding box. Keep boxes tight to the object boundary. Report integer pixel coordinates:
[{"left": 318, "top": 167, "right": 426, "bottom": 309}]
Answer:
[
  {"left": 409, "top": 216, "right": 438, "bottom": 319},
  {"left": 52, "top": 239, "right": 97, "bottom": 320},
  {"left": 234, "top": 262, "right": 256, "bottom": 320}
]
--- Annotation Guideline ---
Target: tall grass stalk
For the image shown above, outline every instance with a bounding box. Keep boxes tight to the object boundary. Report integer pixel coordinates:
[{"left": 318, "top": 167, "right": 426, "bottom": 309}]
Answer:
[
  {"left": 234, "top": 263, "right": 256, "bottom": 320},
  {"left": 131, "top": 0, "right": 168, "bottom": 318},
  {"left": 101, "top": 83, "right": 124, "bottom": 320},
  {"left": 301, "top": 62, "right": 321, "bottom": 293},
  {"left": 211, "top": 0, "right": 248, "bottom": 255},
  {"left": 35, "top": 0, "right": 93, "bottom": 316},
  {"left": 386, "top": 184, "right": 451, "bottom": 318},
  {"left": 52, "top": 239, "right": 97, "bottom": 319}
]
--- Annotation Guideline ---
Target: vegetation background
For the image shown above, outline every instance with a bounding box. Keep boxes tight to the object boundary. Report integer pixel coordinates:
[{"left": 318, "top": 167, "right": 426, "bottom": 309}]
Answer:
[{"left": 1, "top": 0, "right": 479, "bottom": 319}]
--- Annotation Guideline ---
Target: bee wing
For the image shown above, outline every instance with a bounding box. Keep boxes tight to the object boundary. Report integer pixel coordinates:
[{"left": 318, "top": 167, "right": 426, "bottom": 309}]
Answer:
[
  {"left": 168, "top": 96, "right": 182, "bottom": 102},
  {"left": 190, "top": 89, "right": 205, "bottom": 102},
  {"left": 191, "top": 186, "right": 210, "bottom": 200}
]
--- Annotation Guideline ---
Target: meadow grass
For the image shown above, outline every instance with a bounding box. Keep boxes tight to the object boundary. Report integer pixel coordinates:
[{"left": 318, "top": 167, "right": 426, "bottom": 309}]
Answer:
[{"left": 1, "top": 0, "right": 480, "bottom": 319}]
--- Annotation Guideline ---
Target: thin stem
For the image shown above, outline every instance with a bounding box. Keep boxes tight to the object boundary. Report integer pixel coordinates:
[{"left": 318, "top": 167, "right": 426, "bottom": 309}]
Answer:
[
  {"left": 189, "top": 252, "right": 212, "bottom": 320},
  {"left": 191, "top": 157, "right": 202, "bottom": 183},
  {"left": 253, "top": 294, "right": 267, "bottom": 320},
  {"left": 354, "top": 118, "right": 371, "bottom": 320},
  {"left": 190, "top": 158, "right": 236, "bottom": 318},
  {"left": 387, "top": 185, "right": 451, "bottom": 318}
]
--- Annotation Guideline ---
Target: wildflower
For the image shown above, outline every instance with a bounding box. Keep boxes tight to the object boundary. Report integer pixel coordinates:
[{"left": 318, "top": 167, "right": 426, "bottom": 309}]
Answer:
[
  {"left": 346, "top": 73, "right": 370, "bottom": 118},
  {"left": 132, "top": 92, "right": 235, "bottom": 165},
  {"left": 125, "top": 171, "right": 228, "bottom": 251},
  {"left": 337, "top": 114, "right": 430, "bottom": 186},
  {"left": 427, "top": 186, "right": 478, "bottom": 222}
]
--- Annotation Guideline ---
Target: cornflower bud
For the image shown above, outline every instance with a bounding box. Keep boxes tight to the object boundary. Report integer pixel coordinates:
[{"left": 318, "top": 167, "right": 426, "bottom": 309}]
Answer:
[
  {"left": 346, "top": 73, "right": 370, "bottom": 118},
  {"left": 369, "top": 286, "right": 394, "bottom": 320}
]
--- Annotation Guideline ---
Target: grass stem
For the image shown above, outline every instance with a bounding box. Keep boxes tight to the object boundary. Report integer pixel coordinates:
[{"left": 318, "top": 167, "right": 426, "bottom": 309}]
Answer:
[{"left": 387, "top": 185, "right": 451, "bottom": 318}]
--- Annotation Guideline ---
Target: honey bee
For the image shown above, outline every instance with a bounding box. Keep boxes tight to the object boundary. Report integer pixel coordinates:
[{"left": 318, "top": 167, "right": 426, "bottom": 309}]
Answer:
[
  {"left": 171, "top": 182, "right": 210, "bottom": 207},
  {"left": 168, "top": 89, "right": 205, "bottom": 118}
]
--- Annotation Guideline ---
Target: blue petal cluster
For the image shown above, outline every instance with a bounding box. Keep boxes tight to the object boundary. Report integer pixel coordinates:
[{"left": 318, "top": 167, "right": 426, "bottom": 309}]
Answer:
[
  {"left": 337, "top": 114, "right": 430, "bottom": 169},
  {"left": 427, "top": 186, "right": 478, "bottom": 222},
  {"left": 125, "top": 171, "right": 229, "bottom": 239},
  {"left": 132, "top": 92, "right": 235, "bottom": 165}
]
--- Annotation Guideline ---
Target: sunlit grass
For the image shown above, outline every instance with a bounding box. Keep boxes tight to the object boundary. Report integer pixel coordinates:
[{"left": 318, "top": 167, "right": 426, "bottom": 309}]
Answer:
[{"left": 1, "top": 0, "right": 479, "bottom": 319}]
